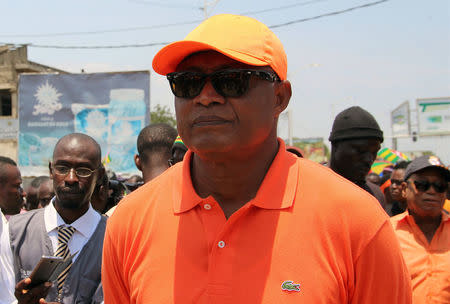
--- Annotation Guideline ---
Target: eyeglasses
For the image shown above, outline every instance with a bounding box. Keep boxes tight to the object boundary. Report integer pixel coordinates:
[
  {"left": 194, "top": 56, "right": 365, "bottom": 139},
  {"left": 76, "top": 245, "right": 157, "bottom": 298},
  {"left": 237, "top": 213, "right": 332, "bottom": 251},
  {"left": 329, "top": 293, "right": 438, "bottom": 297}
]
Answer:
[
  {"left": 390, "top": 179, "right": 403, "bottom": 186},
  {"left": 52, "top": 165, "right": 97, "bottom": 178},
  {"left": 166, "top": 69, "right": 280, "bottom": 99},
  {"left": 410, "top": 180, "right": 448, "bottom": 193}
]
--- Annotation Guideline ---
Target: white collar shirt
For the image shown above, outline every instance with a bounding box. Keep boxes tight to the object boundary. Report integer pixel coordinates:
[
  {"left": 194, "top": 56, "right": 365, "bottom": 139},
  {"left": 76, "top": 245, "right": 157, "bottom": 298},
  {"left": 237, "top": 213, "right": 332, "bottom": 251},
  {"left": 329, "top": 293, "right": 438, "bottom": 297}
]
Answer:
[
  {"left": 0, "top": 209, "right": 16, "bottom": 303},
  {"left": 44, "top": 199, "right": 101, "bottom": 262}
]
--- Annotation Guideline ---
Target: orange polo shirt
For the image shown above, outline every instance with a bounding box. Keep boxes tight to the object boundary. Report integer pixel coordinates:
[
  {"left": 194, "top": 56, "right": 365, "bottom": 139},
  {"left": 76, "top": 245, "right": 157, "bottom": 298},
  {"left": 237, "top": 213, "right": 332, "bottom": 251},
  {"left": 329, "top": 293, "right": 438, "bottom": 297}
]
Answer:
[
  {"left": 102, "top": 140, "right": 411, "bottom": 303},
  {"left": 391, "top": 211, "right": 450, "bottom": 303}
]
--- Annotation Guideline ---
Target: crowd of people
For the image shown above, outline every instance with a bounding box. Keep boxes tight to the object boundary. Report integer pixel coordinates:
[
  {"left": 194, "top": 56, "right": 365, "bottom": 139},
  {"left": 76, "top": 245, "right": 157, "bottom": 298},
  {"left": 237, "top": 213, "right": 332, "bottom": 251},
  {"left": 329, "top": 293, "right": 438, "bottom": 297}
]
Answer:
[{"left": 0, "top": 13, "right": 449, "bottom": 304}]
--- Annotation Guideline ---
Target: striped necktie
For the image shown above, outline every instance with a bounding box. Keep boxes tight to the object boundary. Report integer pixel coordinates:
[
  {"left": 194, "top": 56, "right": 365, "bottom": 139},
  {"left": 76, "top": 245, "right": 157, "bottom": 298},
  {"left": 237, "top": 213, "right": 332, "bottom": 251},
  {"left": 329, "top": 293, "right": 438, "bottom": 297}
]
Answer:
[{"left": 54, "top": 226, "right": 76, "bottom": 296}]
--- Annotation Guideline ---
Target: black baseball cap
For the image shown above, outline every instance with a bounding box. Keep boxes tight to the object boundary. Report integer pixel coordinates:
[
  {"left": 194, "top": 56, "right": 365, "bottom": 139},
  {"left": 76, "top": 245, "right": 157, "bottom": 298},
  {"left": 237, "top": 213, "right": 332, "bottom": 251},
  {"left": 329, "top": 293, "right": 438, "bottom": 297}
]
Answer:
[{"left": 404, "top": 155, "right": 450, "bottom": 181}]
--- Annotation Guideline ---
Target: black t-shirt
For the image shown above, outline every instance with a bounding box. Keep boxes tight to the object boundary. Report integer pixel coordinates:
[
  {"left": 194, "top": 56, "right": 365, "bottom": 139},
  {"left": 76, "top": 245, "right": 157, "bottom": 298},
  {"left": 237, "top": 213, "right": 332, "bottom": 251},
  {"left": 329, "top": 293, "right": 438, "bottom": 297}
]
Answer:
[{"left": 359, "top": 181, "right": 386, "bottom": 209}]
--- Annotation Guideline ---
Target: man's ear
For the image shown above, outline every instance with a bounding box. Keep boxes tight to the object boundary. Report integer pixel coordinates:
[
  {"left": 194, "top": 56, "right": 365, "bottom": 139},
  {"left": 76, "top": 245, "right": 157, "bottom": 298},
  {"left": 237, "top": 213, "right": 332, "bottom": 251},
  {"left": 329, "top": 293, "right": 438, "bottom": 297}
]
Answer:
[
  {"left": 401, "top": 181, "right": 407, "bottom": 199},
  {"left": 134, "top": 154, "right": 142, "bottom": 171},
  {"left": 273, "top": 80, "right": 292, "bottom": 118},
  {"left": 48, "top": 162, "right": 53, "bottom": 179},
  {"left": 96, "top": 166, "right": 106, "bottom": 186}
]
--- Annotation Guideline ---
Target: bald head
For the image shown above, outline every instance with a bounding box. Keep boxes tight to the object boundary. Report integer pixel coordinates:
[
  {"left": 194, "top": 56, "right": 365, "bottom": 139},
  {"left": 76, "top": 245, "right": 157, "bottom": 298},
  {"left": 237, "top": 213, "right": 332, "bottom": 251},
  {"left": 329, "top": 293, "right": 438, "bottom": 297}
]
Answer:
[
  {"left": 50, "top": 133, "right": 104, "bottom": 217},
  {"left": 53, "top": 133, "right": 102, "bottom": 166}
]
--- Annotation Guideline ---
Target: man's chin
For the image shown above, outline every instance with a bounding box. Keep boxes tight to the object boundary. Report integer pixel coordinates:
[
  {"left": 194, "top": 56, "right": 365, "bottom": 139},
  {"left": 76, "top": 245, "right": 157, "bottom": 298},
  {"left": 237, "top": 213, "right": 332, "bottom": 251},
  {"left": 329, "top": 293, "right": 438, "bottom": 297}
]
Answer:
[
  {"left": 56, "top": 194, "right": 85, "bottom": 210},
  {"left": 391, "top": 194, "right": 402, "bottom": 201},
  {"left": 59, "top": 200, "right": 83, "bottom": 210}
]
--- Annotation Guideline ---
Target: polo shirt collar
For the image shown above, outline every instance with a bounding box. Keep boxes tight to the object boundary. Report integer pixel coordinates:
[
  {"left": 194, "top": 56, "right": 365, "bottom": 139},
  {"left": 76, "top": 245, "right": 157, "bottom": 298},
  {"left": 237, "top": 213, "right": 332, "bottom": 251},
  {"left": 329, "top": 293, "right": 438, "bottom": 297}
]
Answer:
[
  {"left": 172, "top": 139, "right": 299, "bottom": 214},
  {"left": 397, "top": 209, "right": 450, "bottom": 224},
  {"left": 251, "top": 140, "right": 299, "bottom": 210},
  {"left": 172, "top": 152, "right": 203, "bottom": 214}
]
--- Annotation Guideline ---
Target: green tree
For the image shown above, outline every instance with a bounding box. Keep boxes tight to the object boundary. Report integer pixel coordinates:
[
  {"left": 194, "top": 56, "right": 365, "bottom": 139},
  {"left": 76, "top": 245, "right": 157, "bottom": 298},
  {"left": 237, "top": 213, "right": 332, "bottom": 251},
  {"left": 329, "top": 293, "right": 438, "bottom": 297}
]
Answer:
[{"left": 150, "top": 104, "right": 176, "bottom": 127}]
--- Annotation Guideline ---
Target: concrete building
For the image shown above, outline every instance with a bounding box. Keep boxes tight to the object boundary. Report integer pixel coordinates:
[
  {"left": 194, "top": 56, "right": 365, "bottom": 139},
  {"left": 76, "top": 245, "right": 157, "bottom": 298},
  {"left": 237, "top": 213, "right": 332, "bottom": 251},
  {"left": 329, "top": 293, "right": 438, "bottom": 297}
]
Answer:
[{"left": 0, "top": 44, "right": 65, "bottom": 160}]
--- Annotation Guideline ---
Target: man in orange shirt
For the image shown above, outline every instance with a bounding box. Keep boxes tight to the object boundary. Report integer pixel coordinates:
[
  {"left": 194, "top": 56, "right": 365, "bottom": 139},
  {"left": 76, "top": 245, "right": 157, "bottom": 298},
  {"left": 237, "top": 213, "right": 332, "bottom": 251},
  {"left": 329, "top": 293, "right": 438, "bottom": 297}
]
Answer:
[
  {"left": 102, "top": 14, "right": 412, "bottom": 303},
  {"left": 391, "top": 155, "right": 450, "bottom": 303},
  {"left": 388, "top": 161, "right": 411, "bottom": 216}
]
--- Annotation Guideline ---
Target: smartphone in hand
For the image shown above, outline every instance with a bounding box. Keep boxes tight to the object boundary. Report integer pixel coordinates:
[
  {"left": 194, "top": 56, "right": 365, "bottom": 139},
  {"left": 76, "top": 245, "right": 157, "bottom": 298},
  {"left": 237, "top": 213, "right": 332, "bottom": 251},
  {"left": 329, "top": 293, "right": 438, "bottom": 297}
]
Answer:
[{"left": 27, "top": 256, "right": 64, "bottom": 289}]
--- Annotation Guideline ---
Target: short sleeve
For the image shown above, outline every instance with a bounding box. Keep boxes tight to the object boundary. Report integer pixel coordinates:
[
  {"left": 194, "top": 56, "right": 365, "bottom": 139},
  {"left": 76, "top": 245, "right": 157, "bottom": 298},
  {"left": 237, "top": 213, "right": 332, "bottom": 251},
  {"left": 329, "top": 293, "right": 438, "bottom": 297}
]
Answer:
[
  {"left": 351, "top": 220, "right": 412, "bottom": 303},
  {"left": 101, "top": 220, "right": 130, "bottom": 304}
]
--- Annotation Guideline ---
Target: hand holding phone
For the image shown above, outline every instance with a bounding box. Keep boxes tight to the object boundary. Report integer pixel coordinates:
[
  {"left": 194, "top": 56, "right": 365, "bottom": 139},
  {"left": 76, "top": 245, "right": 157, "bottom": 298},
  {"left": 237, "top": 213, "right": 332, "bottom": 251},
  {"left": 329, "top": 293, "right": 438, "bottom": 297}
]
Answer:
[
  {"left": 14, "top": 277, "right": 52, "bottom": 304},
  {"left": 16, "top": 252, "right": 79, "bottom": 303},
  {"left": 27, "top": 256, "right": 65, "bottom": 289}
]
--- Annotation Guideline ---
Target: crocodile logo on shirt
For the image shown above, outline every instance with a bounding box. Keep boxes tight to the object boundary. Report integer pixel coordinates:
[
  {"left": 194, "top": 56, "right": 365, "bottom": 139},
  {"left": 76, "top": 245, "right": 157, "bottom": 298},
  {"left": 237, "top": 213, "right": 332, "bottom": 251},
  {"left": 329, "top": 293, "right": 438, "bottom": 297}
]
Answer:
[{"left": 281, "top": 280, "right": 301, "bottom": 292}]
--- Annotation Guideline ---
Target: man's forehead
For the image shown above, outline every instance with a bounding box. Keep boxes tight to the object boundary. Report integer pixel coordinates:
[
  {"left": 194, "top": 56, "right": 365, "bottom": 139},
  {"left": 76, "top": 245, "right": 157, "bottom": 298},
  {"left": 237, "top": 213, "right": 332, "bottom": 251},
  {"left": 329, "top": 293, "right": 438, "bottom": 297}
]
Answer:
[
  {"left": 176, "top": 50, "right": 268, "bottom": 72},
  {"left": 56, "top": 136, "right": 88, "bottom": 148},
  {"left": 39, "top": 181, "right": 53, "bottom": 193},
  {"left": 26, "top": 185, "right": 38, "bottom": 193},
  {"left": 53, "top": 142, "right": 98, "bottom": 164},
  {"left": 391, "top": 169, "right": 406, "bottom": 177},
  {"left": 54, "top": 144, "right": 93, "bottom": 156},
  {"left": 342, "top": 138, "right": 380, "bottom": 147},
  {"left": 40, "top": 179, "right": 52, "bottom": 188},
  {"left": 5, "top": 164, "right": 20, "bottom": 178},
  {"left": 55, "top": 136, "right": 98, "bottom": 154}
]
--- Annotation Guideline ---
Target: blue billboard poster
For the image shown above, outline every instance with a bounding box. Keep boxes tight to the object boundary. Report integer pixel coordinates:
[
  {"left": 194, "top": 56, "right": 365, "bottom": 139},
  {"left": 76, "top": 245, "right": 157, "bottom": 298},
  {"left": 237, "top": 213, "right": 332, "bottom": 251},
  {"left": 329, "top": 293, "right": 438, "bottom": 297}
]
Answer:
[{"left": 18, "top": 71, "right": 150, "bottom": 176}]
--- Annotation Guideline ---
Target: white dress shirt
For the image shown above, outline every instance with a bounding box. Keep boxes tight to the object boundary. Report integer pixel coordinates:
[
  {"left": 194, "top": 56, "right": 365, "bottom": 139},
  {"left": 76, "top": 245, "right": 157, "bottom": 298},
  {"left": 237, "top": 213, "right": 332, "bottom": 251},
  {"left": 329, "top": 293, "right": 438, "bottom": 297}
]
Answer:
[
  {"left": 0, "top": 209, "right": 16, "bottom": 304},
  {"left": 44, "top": 200, "right": 101, "bottom": 262}
]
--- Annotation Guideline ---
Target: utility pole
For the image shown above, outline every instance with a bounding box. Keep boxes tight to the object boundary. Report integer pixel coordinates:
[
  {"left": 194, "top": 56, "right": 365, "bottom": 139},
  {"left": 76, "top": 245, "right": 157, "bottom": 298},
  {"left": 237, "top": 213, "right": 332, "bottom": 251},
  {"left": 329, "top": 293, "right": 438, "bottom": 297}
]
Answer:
[
  {"left": 200, "top": 0, "right": 221, "bottom": 19},
  {"left": 392, "top": 137, "right": 397, "bottom": 150},
  {"left": 288, "top": 108, "right": 293, "bottom": 146}
]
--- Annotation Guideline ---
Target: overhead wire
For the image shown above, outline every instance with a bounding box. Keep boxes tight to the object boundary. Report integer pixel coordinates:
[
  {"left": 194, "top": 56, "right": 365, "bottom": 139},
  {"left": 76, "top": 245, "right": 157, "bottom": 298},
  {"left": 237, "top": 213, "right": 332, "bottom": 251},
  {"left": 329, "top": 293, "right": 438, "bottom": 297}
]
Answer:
[
  {"left": 269, "top": 0, "right": 389, "bottom": 28},
  {"left": 12, "top": 42, "right": 172, "bottom": 49},
  {"left": 3, "top": 0, "right": 390, "bottom": 49},
  {"left": 126, "top": 0, "right": 200, "bottom": 9},
  {"left": 241, "top": 0, "right": 329, "bottom": 16},
  {"left": 0, "top": 20, "right": 202, "bottom": 38},
  {"left": 0, "top": 0, "right": 327, "bottom": 38}
]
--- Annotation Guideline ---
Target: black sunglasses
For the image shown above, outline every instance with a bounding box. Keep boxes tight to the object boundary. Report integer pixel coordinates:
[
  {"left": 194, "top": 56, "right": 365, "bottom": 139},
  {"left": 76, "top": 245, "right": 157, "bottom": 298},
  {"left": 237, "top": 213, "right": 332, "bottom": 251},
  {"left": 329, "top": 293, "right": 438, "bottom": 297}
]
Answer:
[
  {"left": 410, "top": 180, "right": 448, "bottom": 193},
  {"left": 166, "top": 69, "right": 280, "bottom": 99}
]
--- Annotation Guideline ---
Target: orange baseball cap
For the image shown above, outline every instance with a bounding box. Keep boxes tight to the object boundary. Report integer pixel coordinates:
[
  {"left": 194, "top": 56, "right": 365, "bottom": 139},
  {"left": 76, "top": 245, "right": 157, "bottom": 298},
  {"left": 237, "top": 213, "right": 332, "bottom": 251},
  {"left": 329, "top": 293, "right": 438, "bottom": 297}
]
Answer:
[{"left": 152, "top": 14, "right": 287, "bottom": 80}]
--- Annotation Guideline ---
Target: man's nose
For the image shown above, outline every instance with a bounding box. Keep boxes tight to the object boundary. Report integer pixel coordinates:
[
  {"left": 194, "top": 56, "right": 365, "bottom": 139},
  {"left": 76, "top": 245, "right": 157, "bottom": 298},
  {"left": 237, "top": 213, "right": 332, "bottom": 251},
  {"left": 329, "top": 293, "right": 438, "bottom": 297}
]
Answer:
[
  {"left": 65, "top": 168, "right": 79, "bottom": 183},
  {"left": 427, "top": 183, "right": 440, "bottom": 194},
  {"left": 193, "top": 80, "right": 225, "bottom": 107}
]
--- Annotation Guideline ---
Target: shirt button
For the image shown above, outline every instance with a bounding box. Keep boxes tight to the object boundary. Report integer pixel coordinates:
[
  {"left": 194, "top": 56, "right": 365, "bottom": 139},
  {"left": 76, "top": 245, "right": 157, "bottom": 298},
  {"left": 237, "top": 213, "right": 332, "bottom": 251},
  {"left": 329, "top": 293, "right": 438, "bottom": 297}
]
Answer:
[
  {"left": 204, "top": 203, "right": 212, "bottom": 210},
  {"left": 218, "top": 241, "right": 225, "bottom": 248}
]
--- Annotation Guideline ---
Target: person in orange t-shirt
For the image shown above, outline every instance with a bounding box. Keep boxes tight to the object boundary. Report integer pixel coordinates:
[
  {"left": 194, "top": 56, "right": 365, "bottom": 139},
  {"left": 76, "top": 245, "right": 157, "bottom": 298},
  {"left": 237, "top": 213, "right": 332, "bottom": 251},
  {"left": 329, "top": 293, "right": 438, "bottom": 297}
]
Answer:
[
  {"left": 391, "top": 155, "right": 450, "bottom": 303},
  {"left": 444, "top": 184, "right": 450, "bottom": 213},
  {"left": 102, "top": 14, "right": 412, "bottom": 304},
  {"left": 444, "top": 199, "right": 450, "bottom": 213}
]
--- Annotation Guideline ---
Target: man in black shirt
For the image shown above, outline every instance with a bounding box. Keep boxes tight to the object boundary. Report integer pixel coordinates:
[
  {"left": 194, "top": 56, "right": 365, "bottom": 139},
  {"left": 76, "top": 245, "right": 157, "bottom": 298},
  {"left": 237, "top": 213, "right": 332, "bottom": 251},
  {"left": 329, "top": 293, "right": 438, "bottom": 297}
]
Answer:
[{"left": 329, "top": 106, "right": 386, "bottom": 208}]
